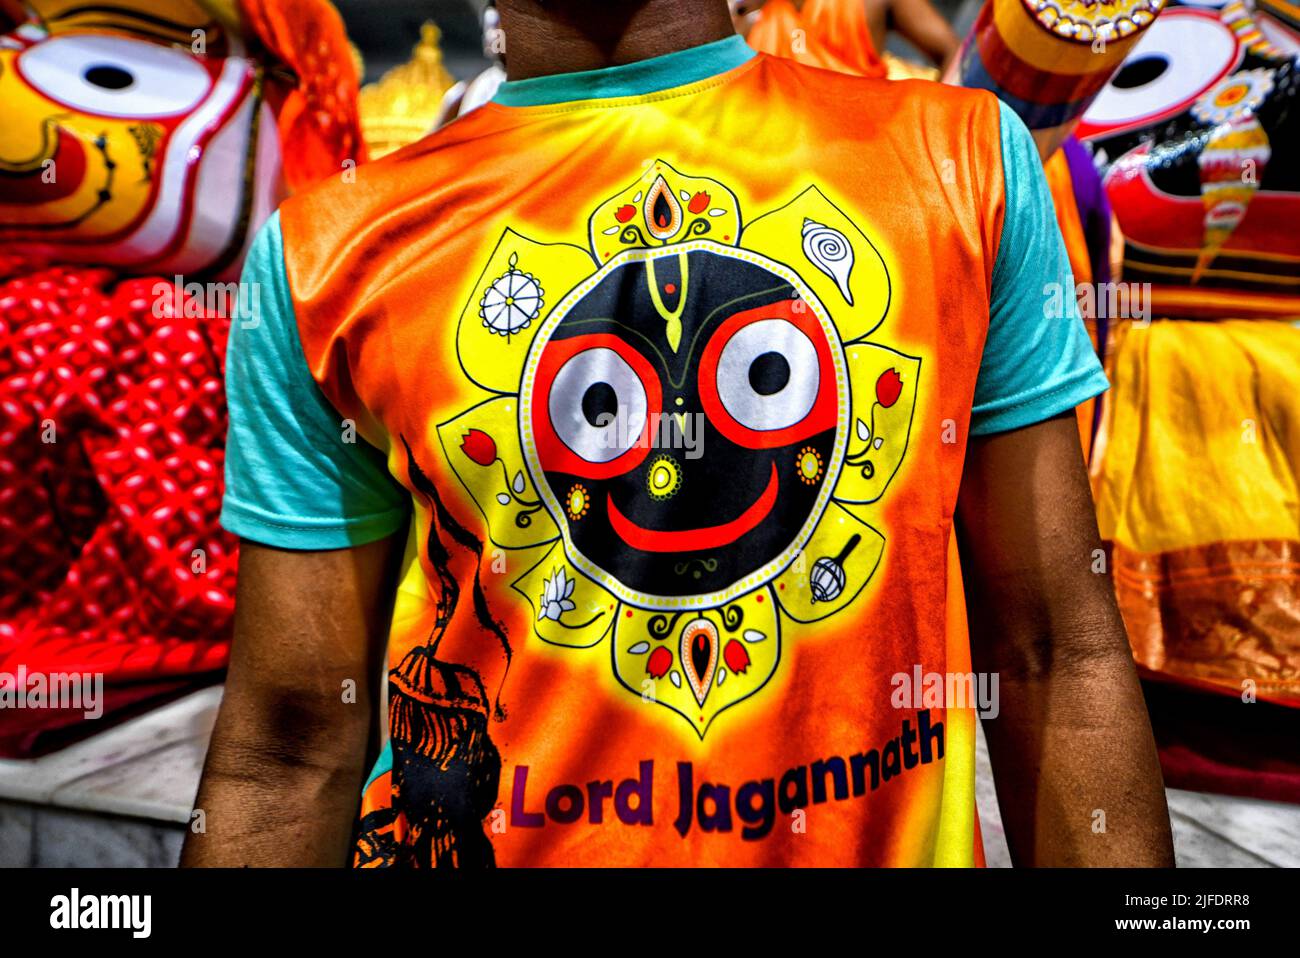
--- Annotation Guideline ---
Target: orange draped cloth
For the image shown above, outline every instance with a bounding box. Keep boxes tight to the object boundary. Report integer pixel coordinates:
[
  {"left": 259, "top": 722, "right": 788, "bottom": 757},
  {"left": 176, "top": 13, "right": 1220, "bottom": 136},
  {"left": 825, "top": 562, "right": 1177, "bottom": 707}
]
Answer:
[
  {"left": 746, "top": 0, "right": 887, "bottom": 78},
  {"left": 238, "top": 0, "right": 368, "bottom": 189}
]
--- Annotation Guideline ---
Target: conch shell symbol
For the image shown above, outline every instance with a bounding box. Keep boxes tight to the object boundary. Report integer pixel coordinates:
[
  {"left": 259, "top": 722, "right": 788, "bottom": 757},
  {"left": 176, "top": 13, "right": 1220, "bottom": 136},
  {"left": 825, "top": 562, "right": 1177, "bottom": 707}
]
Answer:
[{"left": 801, "top": 218, "right": 855, "bottom": 305}]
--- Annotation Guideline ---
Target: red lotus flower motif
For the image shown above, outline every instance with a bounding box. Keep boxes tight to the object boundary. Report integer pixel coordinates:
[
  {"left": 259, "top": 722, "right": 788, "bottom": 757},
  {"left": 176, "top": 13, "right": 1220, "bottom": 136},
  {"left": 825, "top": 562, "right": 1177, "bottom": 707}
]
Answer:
[
  {"left": 723, "top": 639, "right": 750, "bottom": 675},
  {"left": 615, "top": 204, "right": 637, "bottom": 223},
  {"left": 460, "top": 429, "right": 497, "bottom": 466},
  {"left": 876, "top": 368, "right": 903, "bottom": 408},
  {"left": 646, "top": 646, "right": 673, "bottom": 679},
  {"left": 688, "top": 191, "right": 711, "bottom": 214}
]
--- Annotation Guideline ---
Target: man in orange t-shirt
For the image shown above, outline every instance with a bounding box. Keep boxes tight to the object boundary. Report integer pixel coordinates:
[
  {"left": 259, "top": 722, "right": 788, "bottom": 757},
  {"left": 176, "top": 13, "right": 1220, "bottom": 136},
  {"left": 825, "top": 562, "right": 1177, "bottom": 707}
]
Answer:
[{"left": 183, "top": 0, "right": 1172, "bottom": 868}]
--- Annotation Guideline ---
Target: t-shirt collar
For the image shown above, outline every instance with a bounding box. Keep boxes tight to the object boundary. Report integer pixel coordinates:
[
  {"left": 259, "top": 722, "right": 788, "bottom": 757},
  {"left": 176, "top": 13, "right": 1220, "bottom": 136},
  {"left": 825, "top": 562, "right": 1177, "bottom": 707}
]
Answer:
[{"left": 492, "top": 34, "right": 756, "bottom": 107}]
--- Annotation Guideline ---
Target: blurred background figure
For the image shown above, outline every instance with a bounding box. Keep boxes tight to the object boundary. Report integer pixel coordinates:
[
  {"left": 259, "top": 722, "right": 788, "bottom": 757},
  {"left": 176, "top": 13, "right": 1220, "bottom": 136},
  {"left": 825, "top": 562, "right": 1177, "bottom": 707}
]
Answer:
[
  {"left": 949, "top": 0, "right": 1300, "bottom": 801},
  {"left": 435, "top": 0, "right": 506, "bottom": 125},
  {"left": 1073, "top": 0, "right": 1300, "bottom": 799},
  {"left": 732, "top": 0, "right": 959, "bottom": 78}
]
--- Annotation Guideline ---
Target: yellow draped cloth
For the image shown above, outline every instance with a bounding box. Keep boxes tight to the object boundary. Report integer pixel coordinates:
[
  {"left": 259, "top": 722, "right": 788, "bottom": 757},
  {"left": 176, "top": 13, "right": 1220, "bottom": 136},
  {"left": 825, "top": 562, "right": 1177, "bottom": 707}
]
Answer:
[{"left": 1094, "top": 319, "right": 1300, "bottom": 702}]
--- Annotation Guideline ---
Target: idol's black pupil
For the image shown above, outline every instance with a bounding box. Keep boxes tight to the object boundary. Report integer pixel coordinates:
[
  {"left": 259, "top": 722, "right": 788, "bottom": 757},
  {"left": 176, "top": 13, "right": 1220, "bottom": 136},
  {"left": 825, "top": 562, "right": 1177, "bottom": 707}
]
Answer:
[
  {"left": 749, "top": 351, "right": 790, "bottom": 396},
  {"left": 84, "top": 65, "right": 134, "bottom": 90},
  {"left": 582, "top": 381, "right": 618, "bottom": 426},
  {"left": 1112, "top": 55, "right": 1167, "bottom": 90}
]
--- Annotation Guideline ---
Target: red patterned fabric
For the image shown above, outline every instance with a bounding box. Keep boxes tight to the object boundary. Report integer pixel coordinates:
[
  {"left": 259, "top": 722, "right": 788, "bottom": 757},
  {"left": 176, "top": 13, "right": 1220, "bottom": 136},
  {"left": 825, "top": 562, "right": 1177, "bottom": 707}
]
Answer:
[
  {"left": 0, "top": 256, "right": 234, "bottom": 756},
  {"left": 0, "top": 1, "right": 366, "bottom": 755}
]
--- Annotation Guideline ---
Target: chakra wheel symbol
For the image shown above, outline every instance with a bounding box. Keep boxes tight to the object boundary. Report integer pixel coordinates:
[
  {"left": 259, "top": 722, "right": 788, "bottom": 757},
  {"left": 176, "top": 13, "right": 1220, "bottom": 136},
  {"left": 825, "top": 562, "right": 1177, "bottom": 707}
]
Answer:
[{"left": 480, "top": 252, "right": 543, "bottom": 337}]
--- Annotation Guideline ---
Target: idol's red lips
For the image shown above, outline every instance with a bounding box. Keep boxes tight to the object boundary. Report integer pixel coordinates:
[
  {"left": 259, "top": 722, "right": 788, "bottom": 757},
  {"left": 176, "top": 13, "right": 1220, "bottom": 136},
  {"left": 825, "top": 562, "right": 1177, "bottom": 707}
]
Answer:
[{"left": 606, "top": 462, "right": 778, "bottom": 553}]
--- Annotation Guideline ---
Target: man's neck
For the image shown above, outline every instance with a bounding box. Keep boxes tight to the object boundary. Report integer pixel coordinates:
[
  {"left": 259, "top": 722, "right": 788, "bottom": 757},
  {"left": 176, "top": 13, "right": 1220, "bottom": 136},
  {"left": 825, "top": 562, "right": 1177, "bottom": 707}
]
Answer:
[{"left": 497, "top": 0, "right": 738, "bottom": 81}]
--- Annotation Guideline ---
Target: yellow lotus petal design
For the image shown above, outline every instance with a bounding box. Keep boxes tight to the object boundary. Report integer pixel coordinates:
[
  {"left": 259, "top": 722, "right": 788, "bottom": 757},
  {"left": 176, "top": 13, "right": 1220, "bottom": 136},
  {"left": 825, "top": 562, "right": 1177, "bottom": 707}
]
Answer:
[
  {"left": 612, "top": 586, "right": 780, "bottom": 739},
  {"left": 588, "top": 158, "right": 742, "bottom": 263},
  {"left": 774, "top": 502, "right": 884, "bottom": 623},
  {"left": 740, "top": 185, "right": 890, "bottom": 343},
  {"left": 457, "top": 229, "right": 595, "bottom": 393},
  {"left": 436, "top": 396, "right": 559, "bottom": 549},
  {"left": 834, "top": 343, "right": 921, "bottom": 505},
  {"left": 513, "top": 541, "right": 618, "bottom": 648}
]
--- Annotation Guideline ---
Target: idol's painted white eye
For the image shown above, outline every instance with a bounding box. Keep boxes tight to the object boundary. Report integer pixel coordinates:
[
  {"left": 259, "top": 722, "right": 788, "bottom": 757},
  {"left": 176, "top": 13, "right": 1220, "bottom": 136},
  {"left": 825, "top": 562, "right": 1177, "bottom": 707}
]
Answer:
[
  {"left": 18, "top": 34, "right": 212, "bottom": 119},
  {"left": 714, "top": 318, "right": 819, "bottom": 433},
  {"left": 1079, "top": 10, "right": 1238, "bottom": 140},
  {"left": 548, "top": 346, "right": 650, "bottom": 464}
]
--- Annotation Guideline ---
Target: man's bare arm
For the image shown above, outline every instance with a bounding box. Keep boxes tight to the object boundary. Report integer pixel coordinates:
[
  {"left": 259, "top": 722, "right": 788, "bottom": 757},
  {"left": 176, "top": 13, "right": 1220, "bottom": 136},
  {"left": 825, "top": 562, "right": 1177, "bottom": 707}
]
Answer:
[
  {"left": 181, "top": 535, "right": 403, "bottom": 867},
  {"left": 955, "top": 412, "right": 1174, "bottom": 867},
  {"left": 883, "top": 0, "right": 960, "bottom": 70}
]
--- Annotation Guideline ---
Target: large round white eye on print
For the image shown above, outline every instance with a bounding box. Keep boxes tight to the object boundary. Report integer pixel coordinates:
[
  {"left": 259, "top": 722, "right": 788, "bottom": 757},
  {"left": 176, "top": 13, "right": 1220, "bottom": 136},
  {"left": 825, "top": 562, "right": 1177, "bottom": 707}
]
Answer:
[
  {"left": 547, "top": 346, "right": 651, "bottom": 465},
  {"left": 714, "top": 318, "right": 819, "bottom": 433},
  {"left": 699, "top": 302, "right": 838, "bottom": 449},
  {"left": 18, "top": 34, "right": 213, "bottom": 119},
  {"left": 1078, "top": 10, "right": 1240, "bottom": 140}
]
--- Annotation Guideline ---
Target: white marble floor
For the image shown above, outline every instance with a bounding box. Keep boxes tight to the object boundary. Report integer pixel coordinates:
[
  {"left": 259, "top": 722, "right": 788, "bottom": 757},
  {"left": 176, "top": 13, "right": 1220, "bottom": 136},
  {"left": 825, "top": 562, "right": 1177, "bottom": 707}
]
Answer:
[
  {"left": 0, "top": 685, "right": 220, "bottom": 824},
  {"left": 0, "top": 686, "right": 1296, "bottom": 867},
  {"left": 0, "top": 687, "right": 221, "bottom": 867}
]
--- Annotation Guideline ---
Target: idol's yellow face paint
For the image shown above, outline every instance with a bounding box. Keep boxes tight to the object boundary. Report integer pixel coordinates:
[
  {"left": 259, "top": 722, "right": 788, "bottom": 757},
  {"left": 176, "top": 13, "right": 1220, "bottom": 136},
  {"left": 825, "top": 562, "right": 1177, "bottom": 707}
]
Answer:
[
  {"left": 0, "top": 41, "right": 159, "bottom": 237},
  {"left": 0, "top": 16, "right": 266, "bottom": 274}
]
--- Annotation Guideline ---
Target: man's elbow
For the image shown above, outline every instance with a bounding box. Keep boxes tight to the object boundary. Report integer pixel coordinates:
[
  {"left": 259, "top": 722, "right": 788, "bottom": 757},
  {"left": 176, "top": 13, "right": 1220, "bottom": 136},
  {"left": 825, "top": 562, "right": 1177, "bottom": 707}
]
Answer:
[
  {"left": 206, "top": 681, "right": 373, "bottom": 783},
  {"left": 977, "top": 607, "right": 1135, "bottom": 684}
]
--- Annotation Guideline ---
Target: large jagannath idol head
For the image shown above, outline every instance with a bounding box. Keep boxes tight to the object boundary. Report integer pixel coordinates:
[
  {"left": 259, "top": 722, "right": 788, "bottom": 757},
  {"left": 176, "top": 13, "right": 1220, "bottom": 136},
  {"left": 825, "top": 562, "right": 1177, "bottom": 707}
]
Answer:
[
  {"left": 1076, "top": 0, "right": 1300, "bottom": 312},
  {"left": 0, "top": 0, "right": 283, "bottom": 276},
  {"left": 440, "top": 160, "right": 922, "bottom": 737}
]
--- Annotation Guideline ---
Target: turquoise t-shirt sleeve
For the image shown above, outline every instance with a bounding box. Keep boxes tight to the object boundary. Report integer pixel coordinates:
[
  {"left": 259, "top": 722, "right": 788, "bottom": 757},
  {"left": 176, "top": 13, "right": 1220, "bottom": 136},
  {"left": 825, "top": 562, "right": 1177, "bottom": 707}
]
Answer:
[
  {"left": 220, "top": 210, "right": 410, "bottom": 549},
  {"left": 970, "top": 101, "right": 1109, "bottom": 436}
]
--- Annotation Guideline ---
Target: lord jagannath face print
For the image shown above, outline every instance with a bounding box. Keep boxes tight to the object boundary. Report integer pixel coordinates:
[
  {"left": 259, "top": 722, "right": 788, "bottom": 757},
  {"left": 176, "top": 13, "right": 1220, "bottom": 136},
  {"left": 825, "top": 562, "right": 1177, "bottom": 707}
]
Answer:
[{"left": 439, "top": 159, "right": 921, "bottom": 738}]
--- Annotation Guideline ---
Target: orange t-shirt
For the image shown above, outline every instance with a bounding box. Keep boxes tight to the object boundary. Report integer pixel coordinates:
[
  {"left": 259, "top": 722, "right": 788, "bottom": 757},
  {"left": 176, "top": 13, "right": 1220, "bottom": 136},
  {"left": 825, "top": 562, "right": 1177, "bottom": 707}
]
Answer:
[{"left": 221, "top": 37, "right": 1107, "bottom": 866}]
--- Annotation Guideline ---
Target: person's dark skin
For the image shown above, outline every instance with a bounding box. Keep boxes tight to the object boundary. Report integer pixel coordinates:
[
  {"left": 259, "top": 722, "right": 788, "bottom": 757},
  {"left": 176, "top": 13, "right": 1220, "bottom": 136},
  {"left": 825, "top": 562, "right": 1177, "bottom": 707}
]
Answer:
[
  {"left": 182, "top": 0, "right": 1174, "bottom": 868},
  {"left": 183, "top": 537, "right": 401, "bottom": 866},
  {"left": 500, "top": 0, "right": 737, "bottom": 79},
  {"left": 957, "top": 411, "right": 1173, "bottom": 866}
]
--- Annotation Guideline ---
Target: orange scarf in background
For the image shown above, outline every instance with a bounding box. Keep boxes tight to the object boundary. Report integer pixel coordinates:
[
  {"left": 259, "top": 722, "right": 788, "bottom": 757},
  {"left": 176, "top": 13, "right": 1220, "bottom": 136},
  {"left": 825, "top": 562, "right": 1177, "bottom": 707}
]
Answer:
[{"left": 238, "top": 0, "right": 368, "bottom": 188}]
